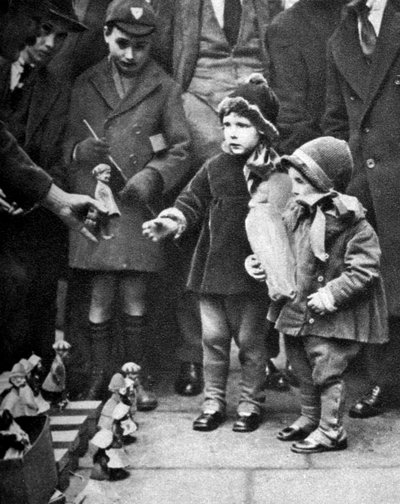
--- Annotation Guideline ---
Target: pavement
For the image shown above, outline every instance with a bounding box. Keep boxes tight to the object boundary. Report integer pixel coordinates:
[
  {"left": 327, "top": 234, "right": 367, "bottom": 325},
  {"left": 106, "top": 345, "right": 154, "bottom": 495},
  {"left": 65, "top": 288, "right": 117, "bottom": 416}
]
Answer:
[{"left": 65, "top": 351, "right": 400, "bottom": 504}]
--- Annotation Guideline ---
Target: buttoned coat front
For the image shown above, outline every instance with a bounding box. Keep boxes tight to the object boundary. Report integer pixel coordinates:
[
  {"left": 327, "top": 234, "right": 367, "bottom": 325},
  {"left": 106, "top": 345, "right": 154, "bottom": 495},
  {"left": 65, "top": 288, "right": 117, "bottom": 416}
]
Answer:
[
  {"left": 323, "top": 0, "right": 400, "bottom": 316},
  {"left": 64, "top": 58, "right": 191, "bottom": 271},
  {"left": 151, "top": 0, "right": 282, "bottom": 90}
]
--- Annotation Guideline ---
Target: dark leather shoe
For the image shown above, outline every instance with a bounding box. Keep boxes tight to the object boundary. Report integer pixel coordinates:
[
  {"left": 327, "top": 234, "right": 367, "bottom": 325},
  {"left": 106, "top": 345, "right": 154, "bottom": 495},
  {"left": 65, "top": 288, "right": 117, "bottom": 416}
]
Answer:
[
  {"left": 277, "top": 425, "right": 315, "bottom": 442},
  {"left": 193, "top": 411, "right": 225, "bottom": 432},
  {"left": 232, "top": 413, "right": 261, "bottom": 433},
  {"left": 291, "top": 438, "right": 348, "bottom": 454},
  {"left": 175, "top": 362, "right": 203, "bottom": 396},
  {"left": 348, "top": 385, "right": 384, "bottom": 418}
]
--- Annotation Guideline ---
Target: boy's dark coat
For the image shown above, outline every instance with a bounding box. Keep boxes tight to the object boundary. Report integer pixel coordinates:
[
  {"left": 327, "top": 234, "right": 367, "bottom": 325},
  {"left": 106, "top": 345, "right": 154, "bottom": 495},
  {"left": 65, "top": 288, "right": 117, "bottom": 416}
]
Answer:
[
  {"left": 323, "top": 0, "right": 400, "bottom": 316},
  {"left": 64, "top": 58, "right": 191, "bottom": 271}
]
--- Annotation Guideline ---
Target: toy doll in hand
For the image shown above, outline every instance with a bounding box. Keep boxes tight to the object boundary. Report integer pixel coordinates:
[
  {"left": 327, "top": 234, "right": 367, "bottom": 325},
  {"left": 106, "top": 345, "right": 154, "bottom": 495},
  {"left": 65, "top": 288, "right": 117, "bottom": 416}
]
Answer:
[{"left": 42, "top": 340, "right": 71, "bottom": 408}]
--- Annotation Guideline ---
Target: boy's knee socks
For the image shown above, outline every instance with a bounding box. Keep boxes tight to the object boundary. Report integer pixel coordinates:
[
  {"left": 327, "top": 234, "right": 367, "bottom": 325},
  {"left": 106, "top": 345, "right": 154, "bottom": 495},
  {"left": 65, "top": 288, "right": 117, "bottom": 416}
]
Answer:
[{"left": 122, "top": 313, "right": 148, "bottom": 366}]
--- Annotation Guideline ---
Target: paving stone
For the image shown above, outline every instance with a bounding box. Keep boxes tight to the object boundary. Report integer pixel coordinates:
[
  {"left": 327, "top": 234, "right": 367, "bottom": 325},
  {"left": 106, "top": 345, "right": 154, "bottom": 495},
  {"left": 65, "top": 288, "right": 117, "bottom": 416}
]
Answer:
[{"left": 253, "top": 467, "right": 400, "bottom": 504}]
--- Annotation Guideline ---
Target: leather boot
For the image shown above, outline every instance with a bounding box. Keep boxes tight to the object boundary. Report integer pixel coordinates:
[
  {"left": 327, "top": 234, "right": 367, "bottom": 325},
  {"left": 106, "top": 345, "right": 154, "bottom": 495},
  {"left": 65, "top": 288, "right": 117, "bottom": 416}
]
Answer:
[
  {"left": 85, "top": 320, "right": 110, "bottom": 400},
  {"left": 123, "top": 314, "right": 158, "bottom": 411}
]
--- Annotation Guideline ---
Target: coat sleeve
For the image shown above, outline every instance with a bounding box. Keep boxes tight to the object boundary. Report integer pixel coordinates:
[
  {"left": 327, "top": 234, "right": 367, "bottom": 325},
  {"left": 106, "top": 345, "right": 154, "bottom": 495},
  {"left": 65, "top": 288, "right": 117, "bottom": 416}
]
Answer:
[
  {"left": 174, "top": 163, "right": 211, "bottom": 230},
  {"left": 322, "top": 43, "right": 350, "bottom": 141},
  {"left": 145, "top": 79, "right": 192, "bottom": 194},
  {"left": 266, "top": 22, "right": 321, "bottom": 154},
  {"left": 0, "top": 122, "right": 52, "bottom": 207},
  {"left": 151, "top": 0, "right": 175, "bottom": 74},
  {"left": 321, "top": 220, "right": 382, "bottom": 307}
]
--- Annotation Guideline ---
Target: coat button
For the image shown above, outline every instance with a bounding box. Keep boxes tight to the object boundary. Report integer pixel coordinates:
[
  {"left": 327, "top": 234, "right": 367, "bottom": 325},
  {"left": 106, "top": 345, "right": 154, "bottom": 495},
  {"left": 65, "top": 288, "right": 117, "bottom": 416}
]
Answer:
[
  {"left": 350, "top": 95, "right": 356, "bottom": 101},
  {"left": 309, "top": 318, "right": 315, "bottom": 325},
  {"left": 317, "top": 276, "right": 324, "bottom": 282},
  {"left": 363, "top": 127, "right": 370, "bottom": 133},
  {"left": 395, "top": 76, "right": 400, "bottom": 85},
  {"left": 366, "top": 158, "right": 375, "bottom": 169}
]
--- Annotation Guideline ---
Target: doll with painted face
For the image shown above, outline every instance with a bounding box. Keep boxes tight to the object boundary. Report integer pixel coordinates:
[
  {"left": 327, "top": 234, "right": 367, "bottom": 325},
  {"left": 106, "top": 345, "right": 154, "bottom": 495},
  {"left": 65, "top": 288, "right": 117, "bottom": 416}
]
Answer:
[
  {"left": 42, "top": 340, "right": 71, "bottom": 408},
  {"left": 0, "top": 363, "right": 39, "bottom": 417},
  {"left": 90, "top": 428, "right": 130, "bottom": 481}
]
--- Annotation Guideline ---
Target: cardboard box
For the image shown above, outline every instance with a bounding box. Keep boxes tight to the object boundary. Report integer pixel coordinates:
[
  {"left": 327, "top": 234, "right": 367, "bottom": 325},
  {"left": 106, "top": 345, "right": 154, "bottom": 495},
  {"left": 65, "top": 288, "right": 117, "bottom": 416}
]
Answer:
[{"left": 0, "top": 415, "right": 57, "bottom": 504}]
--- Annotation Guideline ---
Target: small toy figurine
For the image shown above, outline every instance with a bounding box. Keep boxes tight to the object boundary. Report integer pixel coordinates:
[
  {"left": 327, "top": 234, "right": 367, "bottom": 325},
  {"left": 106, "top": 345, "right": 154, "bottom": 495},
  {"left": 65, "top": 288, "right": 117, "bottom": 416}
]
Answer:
[
  {"left": 90, "top": 429, "right": 130, "bottom": 481},
  {"left": 42, "top": 340, "right": 71, "bottom": 408},
  {"left": 112, "top": 402, "right": 138, "bottom": 446},
  {"left": 20, "top": 357, "right": 50, "bottom": 414},
  {"left": 0, "top": 409, "right": 31, "bottom": 460},
  {"left": 0, "top": 363, "right": 39, "bottom": 417},
  {"left": 121, "top": 362, "right": 141, "bottom": 416},
  {"left": 98, "top": 373, "right": 127, "bottom": 431},
  {"left": 86, "top": 163, "right": 121, "bottom": 240}
]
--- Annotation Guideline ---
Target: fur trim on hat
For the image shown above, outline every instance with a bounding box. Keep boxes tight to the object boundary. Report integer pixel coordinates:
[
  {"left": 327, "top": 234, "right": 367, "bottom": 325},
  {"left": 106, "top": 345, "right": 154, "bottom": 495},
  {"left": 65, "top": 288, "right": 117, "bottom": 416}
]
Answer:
[{"left": 218, "top": 96, "right": 279, "bottom": 144}]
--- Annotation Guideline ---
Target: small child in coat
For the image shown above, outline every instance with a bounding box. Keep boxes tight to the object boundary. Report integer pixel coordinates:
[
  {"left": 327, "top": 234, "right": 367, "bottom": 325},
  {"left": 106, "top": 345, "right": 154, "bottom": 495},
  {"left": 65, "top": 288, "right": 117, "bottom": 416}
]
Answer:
[
  {"left": 247, "top": 136, "right": 388, "bottom": 453},
  {"left": 143, "top": 75, "right": 290, "bottom": 433}
]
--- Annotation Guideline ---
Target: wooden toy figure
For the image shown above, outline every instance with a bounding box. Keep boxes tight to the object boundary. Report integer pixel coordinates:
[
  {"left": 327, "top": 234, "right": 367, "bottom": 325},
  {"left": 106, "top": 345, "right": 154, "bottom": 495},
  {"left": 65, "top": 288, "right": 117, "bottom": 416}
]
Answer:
[
  {"left": 19, "top": 357, "right": 50, "bottom": 414},
  {"left": 90, "top": 429, "right": 129, "bottom": 481},
  {"left": 42, "top": 340, "right": 71, "bottom": 408},
  {"left": 98, "top": 373, "right": 126, "bottom": 431},
  {"left": 86, "top": 163, "right": 121, "bottom": 240},
  {"left": 112, "top": 402, "right": 138, "bottom": 446},
  {"left": 0, "top": 363, "right": 39, "bottom": 417},
  {"left": 121, "top": 362, "right": 141, "bottom": 416},
  {"left": 0, "top": 409, "right": 31, "bottom": 460}
]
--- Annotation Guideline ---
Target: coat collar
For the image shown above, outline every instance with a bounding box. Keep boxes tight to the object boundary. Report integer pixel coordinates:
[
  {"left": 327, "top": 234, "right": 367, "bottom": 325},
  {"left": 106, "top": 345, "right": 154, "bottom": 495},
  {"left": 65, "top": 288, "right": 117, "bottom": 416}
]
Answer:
[
  {"left": 25, "top": 68, "right": 62, "bottom": 145},
  {"left": 90, "top": 58, "right": 163, "bottom": 120},
  {"left": 329, "top": 9, "right": 371, "bottom": 99},
  {"left": 362, "top": 0, "right": 400, "bottom": 116}
]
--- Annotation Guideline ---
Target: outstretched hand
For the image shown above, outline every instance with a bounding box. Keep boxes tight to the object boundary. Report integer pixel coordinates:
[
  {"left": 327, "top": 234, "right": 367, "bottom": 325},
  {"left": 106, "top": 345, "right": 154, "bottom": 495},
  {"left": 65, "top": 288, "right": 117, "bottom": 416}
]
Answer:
[
  {"left": 42, "top": 184, "right": 107, "bottom": 242},
  {"left": 142, "top": 218, "right": 178, "bottom": 242}
]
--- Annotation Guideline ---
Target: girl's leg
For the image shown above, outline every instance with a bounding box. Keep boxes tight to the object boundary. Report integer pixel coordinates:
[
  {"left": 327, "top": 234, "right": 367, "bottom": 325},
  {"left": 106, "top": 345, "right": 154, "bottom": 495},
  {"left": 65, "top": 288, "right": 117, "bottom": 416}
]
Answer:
[
  {"left": 305, "top": 336, "right": 361, "bottom": 445},
  {"left": 119, "top": 273, "right": 157, "bottom": 411},
  {"left": 283, "top": 335, "right": 321, "bottom": 431},
  {"left": 86, "top": 274, "right": 117, "bottom": 400},
  {"left": 228, "top": 294, "right": 267, "bottom": 417},
  {"left": 199, "top": 294, "right": 231, "bottom": 414}
]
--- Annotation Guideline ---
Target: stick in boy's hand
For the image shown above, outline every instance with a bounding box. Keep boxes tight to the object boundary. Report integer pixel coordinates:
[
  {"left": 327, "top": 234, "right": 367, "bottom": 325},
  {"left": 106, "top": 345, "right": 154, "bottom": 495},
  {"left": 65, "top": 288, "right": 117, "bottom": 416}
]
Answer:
[{"left": 142, "top": 218, "right": 179, "bottom": 242}]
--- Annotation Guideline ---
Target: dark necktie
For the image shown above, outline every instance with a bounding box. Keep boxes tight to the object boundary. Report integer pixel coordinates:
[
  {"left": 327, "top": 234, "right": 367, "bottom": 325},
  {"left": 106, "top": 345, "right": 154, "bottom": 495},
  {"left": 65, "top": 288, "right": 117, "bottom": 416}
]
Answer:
[
  {"left": 223, "top": 0, "right": 242, "bottom": 47},
  {"left": 349, "top": 0, "right": 377, "bottom": 57}
]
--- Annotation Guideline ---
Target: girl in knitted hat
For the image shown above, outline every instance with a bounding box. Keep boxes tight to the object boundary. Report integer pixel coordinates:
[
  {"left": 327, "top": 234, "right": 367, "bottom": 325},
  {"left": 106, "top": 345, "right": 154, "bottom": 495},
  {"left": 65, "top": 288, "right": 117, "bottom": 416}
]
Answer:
[
  {"left": 248, "top": 136, "right": 388, "bottom": 452},
  {"left": 142, "top": 74, "right": 291, "bottom": 433}
]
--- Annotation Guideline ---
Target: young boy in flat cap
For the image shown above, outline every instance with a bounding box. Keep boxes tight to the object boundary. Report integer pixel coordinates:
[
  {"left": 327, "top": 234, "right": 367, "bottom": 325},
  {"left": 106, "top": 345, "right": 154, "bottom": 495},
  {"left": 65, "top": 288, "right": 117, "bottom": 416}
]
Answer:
[
  {"left": 247, "top": 136, "right": 388, "bottom": 453},
  {"left": 64, "top": 0, "right": 191, "bottom": 405}
]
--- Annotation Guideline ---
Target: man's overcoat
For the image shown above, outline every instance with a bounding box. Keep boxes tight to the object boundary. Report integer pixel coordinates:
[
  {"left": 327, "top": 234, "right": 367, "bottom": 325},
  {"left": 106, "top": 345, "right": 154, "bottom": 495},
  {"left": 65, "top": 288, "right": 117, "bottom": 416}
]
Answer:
[
  {"left": 266, "top": 0, "right": 345, "bottom": 154},
  {"left": 323, "top": 0, "right": 400, "bottom": 316},
  {"left": 64, "top": 58, "right": 191, "bottom": 271}
]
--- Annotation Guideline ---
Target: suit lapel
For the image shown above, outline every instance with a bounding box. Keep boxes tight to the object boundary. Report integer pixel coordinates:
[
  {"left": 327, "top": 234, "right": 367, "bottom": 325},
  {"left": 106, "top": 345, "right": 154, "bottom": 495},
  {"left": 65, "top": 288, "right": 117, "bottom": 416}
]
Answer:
[
  {"left": 90, "top": 59, "right": 121, "bottom": 112},
  {"left": 107, "top": 61, "right": 162, "bottom": 120},
  {"left": 330, "top": 12, "right": 371, "bottom": 99},
  {"left": 362, "top": 0, "right": 400, "bottom": 115},
  {"left": 25, "top": 69, "right": 60, "bottom": 144}
]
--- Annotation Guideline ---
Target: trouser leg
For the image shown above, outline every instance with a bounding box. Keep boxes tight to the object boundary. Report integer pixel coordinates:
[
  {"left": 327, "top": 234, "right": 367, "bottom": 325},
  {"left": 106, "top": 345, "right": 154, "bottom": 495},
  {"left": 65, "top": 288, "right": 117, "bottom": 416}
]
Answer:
[{"left": 285, "top": 335, "right": 321, "bottom": 429}]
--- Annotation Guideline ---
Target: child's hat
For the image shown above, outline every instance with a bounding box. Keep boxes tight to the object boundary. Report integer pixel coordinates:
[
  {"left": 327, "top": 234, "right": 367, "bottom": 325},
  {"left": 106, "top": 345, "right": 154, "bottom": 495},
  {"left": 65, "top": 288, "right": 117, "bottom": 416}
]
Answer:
[
  {"left": 281, "top": 136, "right": 353, "bottom": 193},
  {"left": 112, "top": 402, "right": 130, "bottom": 420},
  {"left": 105, "top": 0, "right": 156, "bottom": 36},
  {"left": 121, "top": 362, "right": 141, "bottom": 374},
  {"left": 52, "top": 340, "right": 71, "bottom": 351},
  {"left": 218, "top": 73, "right": 280, "bottom": 144},
  {"left": 108, "top": 373, "right": 126, "bottom": 392},
  {"left": 91, "top": 429, "right": 113, "bottom": 449},
  {"left": 19, "top": 359, "right": 34, "bottom": 375},
  {"left": 9, "top": 363, "right": 26, "bottom": 379}
]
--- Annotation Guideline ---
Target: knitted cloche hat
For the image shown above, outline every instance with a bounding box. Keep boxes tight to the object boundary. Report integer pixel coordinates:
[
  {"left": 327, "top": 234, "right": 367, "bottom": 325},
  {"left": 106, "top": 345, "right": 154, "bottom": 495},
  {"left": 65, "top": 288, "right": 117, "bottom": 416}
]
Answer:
[
  {"left": 9, "top": 362, "right": 26, "bottom": 379},
  {"left": 218, "top": 73, "right": 280, "bottom": 144},
  {"left": 281, "top": 137, "right": 353, "bottom": 193},
  {"left": 108, "top": 373, "right": 126, "bottom": 392},
  {"left": 52, "top": 340, "right": 71, "bottom": 351}
]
